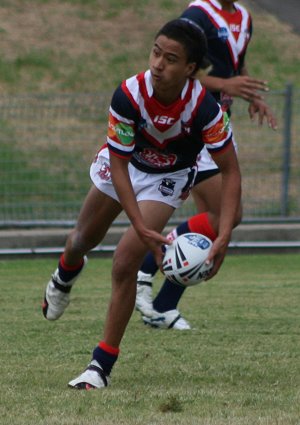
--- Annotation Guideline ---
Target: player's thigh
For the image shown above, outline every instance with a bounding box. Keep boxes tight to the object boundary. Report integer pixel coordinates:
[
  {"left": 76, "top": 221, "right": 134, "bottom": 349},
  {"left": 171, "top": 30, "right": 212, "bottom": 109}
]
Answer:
[
  {"left": 74, "top": 184, "right": 122, "bottom": 248},
  {"left": 113, "top": 200, "right": 174, "bottom": 278},
  {"left": 192, "top": 174, "right": 243, "bottom": 227},
  {"left": 192, "top": 173, "right": 222, "bottom": 215}
]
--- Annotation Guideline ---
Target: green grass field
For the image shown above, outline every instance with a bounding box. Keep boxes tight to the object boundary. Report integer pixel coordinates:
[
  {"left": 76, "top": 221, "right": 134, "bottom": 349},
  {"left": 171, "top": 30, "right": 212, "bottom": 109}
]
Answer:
[{"left": 1, "top": 254, "right": 299, "bottom": 425}]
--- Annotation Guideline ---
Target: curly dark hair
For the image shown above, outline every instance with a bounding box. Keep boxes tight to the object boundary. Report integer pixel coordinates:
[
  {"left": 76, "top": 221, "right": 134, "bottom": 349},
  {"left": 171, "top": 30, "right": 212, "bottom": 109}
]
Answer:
[{"left": 155, "top": 18, "right": 211, "bottom": 75}]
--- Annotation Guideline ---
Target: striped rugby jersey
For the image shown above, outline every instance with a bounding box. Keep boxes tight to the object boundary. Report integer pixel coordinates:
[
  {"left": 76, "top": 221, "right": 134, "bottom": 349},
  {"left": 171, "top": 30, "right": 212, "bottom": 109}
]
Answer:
[
  {"left": 181, "top": 1, "right": 252, "bottom": 105},
  {"left": 107, "top": 70, "right": 232, "bottom": 174}
]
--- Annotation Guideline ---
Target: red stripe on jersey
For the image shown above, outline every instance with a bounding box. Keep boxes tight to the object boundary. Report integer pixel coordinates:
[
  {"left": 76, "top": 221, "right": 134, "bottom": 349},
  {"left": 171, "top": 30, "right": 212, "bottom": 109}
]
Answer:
[
  {"left": 138, "top": 74, "right": 195, "bottom": 133},
  {"left": 109, "top": 149, "right": 131, "bottom": 160}
]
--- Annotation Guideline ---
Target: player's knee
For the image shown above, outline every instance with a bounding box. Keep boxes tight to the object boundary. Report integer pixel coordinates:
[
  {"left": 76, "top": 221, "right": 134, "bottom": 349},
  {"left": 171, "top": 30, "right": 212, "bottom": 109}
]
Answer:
[
  {"left": 112, "top": 251, "right": 140, "bottom": 284},
  {"left": 66, "top": 229, "right": 91, "bottom": 256}
]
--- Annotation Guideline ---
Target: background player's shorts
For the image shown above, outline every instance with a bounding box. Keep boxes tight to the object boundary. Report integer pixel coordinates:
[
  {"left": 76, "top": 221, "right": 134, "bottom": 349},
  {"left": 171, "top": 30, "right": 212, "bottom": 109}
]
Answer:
[
  {"left": 90, "top": 147, "right": 197, "bottom": 209},
  {"left": 195, "top": 134, "right": 238, "bottom": 185}
]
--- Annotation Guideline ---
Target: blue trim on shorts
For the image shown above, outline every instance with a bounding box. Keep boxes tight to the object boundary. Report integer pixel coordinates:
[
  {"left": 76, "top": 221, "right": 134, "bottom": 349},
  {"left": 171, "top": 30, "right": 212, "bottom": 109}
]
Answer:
[{"left": 194, "top": 168, "right": 221, "bottom": 186}]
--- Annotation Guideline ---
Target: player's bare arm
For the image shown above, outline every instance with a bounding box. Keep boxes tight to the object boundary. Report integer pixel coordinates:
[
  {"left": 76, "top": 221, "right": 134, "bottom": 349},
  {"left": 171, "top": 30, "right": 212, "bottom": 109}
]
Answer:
[
  {"left": 200, "top": 73, "right": 268, "bottom": 102},
  {"left": 205, "top": 143, "right": 241, "bottom": 279}
]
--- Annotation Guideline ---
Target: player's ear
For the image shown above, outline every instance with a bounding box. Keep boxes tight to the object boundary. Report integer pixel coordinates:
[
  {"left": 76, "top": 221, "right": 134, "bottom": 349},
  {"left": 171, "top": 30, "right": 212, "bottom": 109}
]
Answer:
[{"left": 186, "top": 62, "right": 197, "bottom": 78}]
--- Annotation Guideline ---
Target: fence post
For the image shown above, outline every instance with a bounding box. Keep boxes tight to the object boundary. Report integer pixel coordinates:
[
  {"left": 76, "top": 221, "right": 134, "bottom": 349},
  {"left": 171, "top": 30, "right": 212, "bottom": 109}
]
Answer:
[{"left": 281, "top": 83, "right": 293, "bottom": 217}]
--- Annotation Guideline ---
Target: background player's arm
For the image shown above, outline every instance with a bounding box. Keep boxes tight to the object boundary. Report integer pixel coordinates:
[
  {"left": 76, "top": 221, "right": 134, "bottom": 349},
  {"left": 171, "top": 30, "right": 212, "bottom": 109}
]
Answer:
[
  {"left": 199, "top": 66, "right": 277, "bottom": 130},
  {"left": 241, "top": 64, "right": 278, "bottom": 130},
  {"left": 199, "top": 68, "right": 267, "bottom": 102}
]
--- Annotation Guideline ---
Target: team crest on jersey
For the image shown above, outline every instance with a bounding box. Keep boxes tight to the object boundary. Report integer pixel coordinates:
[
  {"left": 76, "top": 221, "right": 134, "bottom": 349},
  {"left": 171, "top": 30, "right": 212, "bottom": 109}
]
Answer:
[
  {"left": 218, "top": 27, "right": 229, "bottom": 42},
  {"left": 97, "top": 161, "right": 111, "bottom": 181},
  {"left": 181, "top": 120, "right": 191, "bottom": 135},
  {"left": 138, "top": 117, "right": 147, "bottom": 131},
  {"left": 158, "top": 178, "right": 176, "bottom": 197}
]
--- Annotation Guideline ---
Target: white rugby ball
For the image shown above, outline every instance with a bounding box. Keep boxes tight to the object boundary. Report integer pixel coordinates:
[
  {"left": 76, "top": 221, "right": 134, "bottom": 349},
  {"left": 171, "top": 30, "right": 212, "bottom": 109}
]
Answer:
[{"left": 162, "top": 233, "right": 213, "bottom": 287}]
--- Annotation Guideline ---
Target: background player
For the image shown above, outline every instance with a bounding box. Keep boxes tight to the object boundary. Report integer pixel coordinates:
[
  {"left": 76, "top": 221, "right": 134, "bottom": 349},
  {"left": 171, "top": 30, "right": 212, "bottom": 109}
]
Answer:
[{"left": 136, "top": 0, "right": 277, "bottom": 330}]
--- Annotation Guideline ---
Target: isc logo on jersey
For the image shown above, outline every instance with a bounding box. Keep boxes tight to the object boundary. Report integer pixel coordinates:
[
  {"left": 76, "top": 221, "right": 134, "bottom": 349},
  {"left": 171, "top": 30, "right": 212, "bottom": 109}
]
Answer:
[{"left": 154, "top": 115, "right": 175, "bottom": 125}]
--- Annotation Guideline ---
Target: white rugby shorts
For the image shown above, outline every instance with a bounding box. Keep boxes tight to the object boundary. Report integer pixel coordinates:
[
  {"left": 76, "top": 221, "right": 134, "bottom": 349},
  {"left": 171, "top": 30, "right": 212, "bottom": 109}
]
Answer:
[
  {"left": 197, "top": 134, "right": 237, "bottom": 173},
  {"left": 90, "top": 147, "right": 197, "bottom": 209}
]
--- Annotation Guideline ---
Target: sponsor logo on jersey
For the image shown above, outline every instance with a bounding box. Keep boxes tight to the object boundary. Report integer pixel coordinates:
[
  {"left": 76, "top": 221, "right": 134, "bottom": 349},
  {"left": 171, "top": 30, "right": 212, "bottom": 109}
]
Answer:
[
  {"left": 203, "top": 112, "right": 230, "bottom": 143},
  {"left": 158, "top": 178, "right": 176, "bottom": 197},
  {"left": 230, "top": 24, "right": 241, "bottom": 33},
  {"left": 218, "top": 27, "right": 229, "bottom": 42},
  {"left": 153, "top": 115, "right": 175, "bottom": 125},
  {"left": 114, "top": 123, "right": 134, "bottom": 145},
  {"left": 223, "top": 111, "right": 230, "bottom": 132},
  {"left": 108, "top": 114, "right": 134, "bottom": 145},
  {"left": 137, "top": 149, "right": 177, "bottom": 168}
]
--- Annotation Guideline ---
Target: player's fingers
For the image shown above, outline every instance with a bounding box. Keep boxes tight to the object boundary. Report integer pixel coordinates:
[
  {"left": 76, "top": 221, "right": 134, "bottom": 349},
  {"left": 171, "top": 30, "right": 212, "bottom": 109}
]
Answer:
[
  {"left": 204, "top": 258, "right": 221, "bottom": 281},
  {"left": 241, "top": 89, "right": 264, "bottom": 102},
  {"left": 269, "top": 117, "right": 278, "bottom": 130},
  {"left": 266, "top": 110, "right": 278, "bottom": 130},
  {"left": 246, "top": 78, "right": 269, "bottom": 90},
  {"left": 154, "top": 246, "right": 165, "bottom": 268}
]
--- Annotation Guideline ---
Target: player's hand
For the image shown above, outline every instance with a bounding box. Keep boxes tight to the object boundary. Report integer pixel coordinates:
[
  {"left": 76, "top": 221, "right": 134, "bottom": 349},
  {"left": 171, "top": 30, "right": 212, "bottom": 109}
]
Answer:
[
  {"left": 223, "top": 75, "right": 269, "bottom": 102},
  {"left": 248, "top": 99, "right": 278, "bottom": 130},
  {"left": 139, "top": 228, "right": 170, "bottom": 268},
  {"left": 203, "top": 235, "right": 229, "bottom": 281}
]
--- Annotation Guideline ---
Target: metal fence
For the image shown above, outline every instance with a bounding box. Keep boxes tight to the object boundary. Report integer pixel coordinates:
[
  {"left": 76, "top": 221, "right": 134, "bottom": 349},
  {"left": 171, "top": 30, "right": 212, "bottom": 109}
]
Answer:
[{"left": 0, "top": 85, "right": 299, "bottom": 227}]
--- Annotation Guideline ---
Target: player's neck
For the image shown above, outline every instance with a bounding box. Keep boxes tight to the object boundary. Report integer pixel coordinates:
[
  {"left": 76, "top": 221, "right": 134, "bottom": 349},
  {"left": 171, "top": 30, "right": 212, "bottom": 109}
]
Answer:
[
  {"left": 152, "top": 81, "right": 186, "bottom": 106},
  {"left": 217, "top": 1, "right": 237, "bottom": 13},
  {"left": 153, "top": 90, "right": 180, "bottom": 105}
]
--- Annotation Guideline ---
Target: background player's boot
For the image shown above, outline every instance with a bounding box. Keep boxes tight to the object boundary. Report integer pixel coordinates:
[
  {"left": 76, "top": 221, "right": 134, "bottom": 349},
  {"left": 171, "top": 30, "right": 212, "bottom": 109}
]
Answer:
[
  {"left": 135, "top": 271, "right": 154, "bottom": 317},
  {"left": 143, "top": 308, "right": 191, "bottom": 330}
]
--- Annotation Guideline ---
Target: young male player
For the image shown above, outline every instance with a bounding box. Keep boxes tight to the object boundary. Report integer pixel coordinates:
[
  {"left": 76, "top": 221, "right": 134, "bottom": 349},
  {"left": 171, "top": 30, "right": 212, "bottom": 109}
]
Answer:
[{"left": 42, "top": 18, "right": 241, "bottom": 389}]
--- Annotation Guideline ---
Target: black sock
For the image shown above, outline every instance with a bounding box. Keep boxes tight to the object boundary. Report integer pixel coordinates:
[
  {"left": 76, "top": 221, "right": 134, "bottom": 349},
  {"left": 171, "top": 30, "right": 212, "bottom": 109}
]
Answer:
[
  {"left": 92, "top": 343, "right": 119, "bottom": 376},
  {"left": 58, "top": 254, "right": 84, "bottom": 283},
  {"left": 153, "top": 278, "right": 186, "bottom": 312}
]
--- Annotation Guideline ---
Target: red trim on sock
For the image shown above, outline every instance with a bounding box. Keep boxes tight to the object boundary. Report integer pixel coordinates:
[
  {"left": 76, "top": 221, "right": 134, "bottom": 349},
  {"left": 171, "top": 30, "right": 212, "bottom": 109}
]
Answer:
[
  {"left": 99, "top": 341, "right": 120, "bottom": 356},
  {"left": 188, "top": 212, "right": 217, "bottom": 241},
  {"left": 60, "top": 254, "right": 84, "bottom": 271}
]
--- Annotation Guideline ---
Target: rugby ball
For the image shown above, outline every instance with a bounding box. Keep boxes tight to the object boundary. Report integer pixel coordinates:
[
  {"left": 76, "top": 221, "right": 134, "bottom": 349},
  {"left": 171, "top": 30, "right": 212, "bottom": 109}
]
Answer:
[{"left": 162, "top": 233, "right": 213, "bottom": 287}]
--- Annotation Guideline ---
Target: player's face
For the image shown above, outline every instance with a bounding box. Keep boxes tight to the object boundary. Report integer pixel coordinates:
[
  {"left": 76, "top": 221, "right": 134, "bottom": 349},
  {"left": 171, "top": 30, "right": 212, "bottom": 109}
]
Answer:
[{"left": 149, "top": 35, "right": 196, "bottom": 103}]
